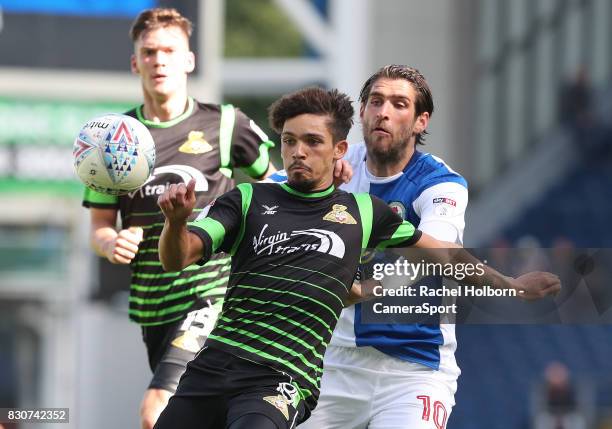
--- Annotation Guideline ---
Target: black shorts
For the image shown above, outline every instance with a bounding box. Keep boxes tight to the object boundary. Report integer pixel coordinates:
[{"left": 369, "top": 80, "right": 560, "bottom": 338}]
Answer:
[
  {"left": 154, "top": 347, "right": 306, "bottom": 429},
  {"left": 141, "top": 300, "right": 220, "bottom": 392}
]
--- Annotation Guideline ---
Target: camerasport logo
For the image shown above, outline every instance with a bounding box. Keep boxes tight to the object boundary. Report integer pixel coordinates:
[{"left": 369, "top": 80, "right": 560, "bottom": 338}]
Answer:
[{"left": 253, "top": 224, "right": 345, "bottom": 259}]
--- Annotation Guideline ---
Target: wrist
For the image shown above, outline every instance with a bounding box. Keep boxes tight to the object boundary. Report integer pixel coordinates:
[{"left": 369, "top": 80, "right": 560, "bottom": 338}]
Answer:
[
  {"left": 165, "top": 217, "right": 189, "bottom": 231},
  {"left": 487, "top": 273, "right": 513, "bottom": 290}
]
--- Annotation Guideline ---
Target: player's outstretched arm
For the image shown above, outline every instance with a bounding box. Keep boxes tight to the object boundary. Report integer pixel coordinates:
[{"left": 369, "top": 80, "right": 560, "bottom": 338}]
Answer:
[
  {"left": 157, "top": 179, "right": 204, "bottom": 272},
  {"left": 412, "top": 233, "right": 561, "bottom": 300},
  {"left": 90, "top": 208, "right": 143, "bottom": 264}
]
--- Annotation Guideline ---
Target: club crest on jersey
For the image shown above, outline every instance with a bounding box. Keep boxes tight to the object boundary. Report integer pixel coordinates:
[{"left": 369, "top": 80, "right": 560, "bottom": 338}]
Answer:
[
  {"left": 263, "top": 395, "right": 290, "bottom": 420},
  {"left": 179, "top": 131, "right": 213, "bottom": 154},
  {"left": 323, "top": 204, "right": 356, "bottom": 224},
  {"left": 389, "top": 201, "right": 406, "bottom": 219}
]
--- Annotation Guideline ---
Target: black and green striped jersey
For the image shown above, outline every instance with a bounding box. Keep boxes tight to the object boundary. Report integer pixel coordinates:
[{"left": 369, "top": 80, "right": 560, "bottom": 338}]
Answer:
[
  {"left": 82, "top": 98, "right": 274, "bottom": 326},
  {"left": 187, "top": 182, "right": 422, "bottom": 412}
]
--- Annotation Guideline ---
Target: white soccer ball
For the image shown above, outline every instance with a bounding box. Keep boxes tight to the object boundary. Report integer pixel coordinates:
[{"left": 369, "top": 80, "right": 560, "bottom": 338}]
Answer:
[{"left": 73, "top": 113, "right": 156, "bottom": 195}]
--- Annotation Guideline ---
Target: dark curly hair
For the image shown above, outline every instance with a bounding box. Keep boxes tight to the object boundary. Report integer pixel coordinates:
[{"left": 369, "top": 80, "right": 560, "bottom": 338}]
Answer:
[{"left": 268, "top": 87, "right": 354, "bottom": 143}]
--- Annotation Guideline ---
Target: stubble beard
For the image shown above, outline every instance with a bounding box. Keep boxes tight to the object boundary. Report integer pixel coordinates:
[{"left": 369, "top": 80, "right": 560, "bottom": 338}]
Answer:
[
  {"left": 287, "top": 174, "right": 318, "bottom": 193},
  {"left": 363, "top": 123, "right": 413, "bottom": 167}
]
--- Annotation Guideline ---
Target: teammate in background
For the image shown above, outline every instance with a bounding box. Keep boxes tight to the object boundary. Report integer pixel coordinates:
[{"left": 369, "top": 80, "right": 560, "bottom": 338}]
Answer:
[
  {"left": 298, "top": 65, "right": 469, "bottom": 428},
  {"left": 153, "top": 87, "right": 559, "bottom": 429},
  {"left": 81, "top": 8, "right": 278, "bottom": 429}
]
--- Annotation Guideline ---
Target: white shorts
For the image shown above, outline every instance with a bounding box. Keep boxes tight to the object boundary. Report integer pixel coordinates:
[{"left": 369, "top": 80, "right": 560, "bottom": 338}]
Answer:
[{"left": 299, "top": 345, "right": 457, "bottom": 429}]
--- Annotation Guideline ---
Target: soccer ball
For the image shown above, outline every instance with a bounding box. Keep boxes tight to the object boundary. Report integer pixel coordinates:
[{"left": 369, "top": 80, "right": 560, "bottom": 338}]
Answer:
[{"left": 73, "top": 113, "right": 156, "bottom": 195}]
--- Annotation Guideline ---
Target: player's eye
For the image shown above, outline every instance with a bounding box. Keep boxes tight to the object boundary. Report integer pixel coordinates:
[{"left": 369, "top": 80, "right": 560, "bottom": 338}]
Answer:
[{"left": 282, "top": 137, "right": 295, "bottom": 145}]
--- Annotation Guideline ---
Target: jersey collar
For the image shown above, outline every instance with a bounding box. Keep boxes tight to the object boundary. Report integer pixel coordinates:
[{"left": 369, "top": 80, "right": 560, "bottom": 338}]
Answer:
[
  {"left": 136, "top": 97, "right": 195, "bottom": 128},
  {"left": 362, "top": 149, "right": 423, "bottom": 179},
  {"left": 402, "top": 150, "right": 423, "bottom": 173},
  {"left": 280, "top": 183, "right": 335, "bottom": 198}
]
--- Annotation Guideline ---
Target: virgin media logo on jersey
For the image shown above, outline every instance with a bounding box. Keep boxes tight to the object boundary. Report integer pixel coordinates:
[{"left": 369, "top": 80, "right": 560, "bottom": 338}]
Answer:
[{"left": 253, "top": 224, "right": 345, "bottom": 259}]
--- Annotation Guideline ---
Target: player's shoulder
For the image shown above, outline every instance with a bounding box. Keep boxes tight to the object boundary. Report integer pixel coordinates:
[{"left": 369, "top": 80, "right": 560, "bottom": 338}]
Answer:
[
  {"left": 194, "top": 101, "right": 254, "bottom": 121},
  {"left": 410, "top": 151, "right": 468, "bottom": 190},
  {"left": 123, "top": 107, "right": 138, "bottom": 118},
  {"left": 345, "top": 142, "right": 367, "bottom": 168},
  {"left": 193, "top": 100, "right": 222, "bottom": 115}
]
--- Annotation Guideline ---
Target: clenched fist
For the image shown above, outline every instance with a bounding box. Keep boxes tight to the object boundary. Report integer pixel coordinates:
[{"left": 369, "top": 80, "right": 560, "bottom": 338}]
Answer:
[
  {"left": 510, "top": 271, "right": 561, "bottom": 300},
  {"left": 158, "top": 179, "right": 197, "bottom": 224},
  {"left": 106, "top": 226, "right": 143, "bottom": 264}
]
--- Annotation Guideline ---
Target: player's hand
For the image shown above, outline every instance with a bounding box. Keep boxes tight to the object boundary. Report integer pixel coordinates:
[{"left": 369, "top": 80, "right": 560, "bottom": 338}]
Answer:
[
  {"left": 333, "top": 159, "right": 353, "bottom": 188},
  {"left": 158, "top": 179, "right": 197, "bottom": 225},
  {"left": 106, "top": 226, "right": 143, "bottom": 264},
  {"left": 511, "top": 271, "right": 561, "bottom": 300},
  {"left": 346, "top": 278, "right": 381, "bottom": 306}
]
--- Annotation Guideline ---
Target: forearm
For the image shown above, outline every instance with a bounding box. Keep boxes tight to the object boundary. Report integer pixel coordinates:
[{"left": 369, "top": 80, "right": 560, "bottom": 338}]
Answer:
[
  {"left": 90, "top": 226, "right": 118, "bottom": 259},
  {"left": 443, "top": 247, "right": 515, "bottom": 290},
  {"left": 159, "top": 219, "right": 190, "bottom": 271},
  {"left": 412, "top": 234, "right": 515, "bottom": 291}
]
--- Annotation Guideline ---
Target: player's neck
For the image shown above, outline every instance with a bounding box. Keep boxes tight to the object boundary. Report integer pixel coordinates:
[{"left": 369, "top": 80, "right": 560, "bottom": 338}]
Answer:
[
  {"left": 312, "top": 178, "right": 334, "bottom": 193},
  {"left": 286, "top": 178, "right": 334, "bottom": 194},
  {"left": 366, "top": 145, "right": 415, "bottom": 178},
  {"left": 142, "top": 91, "right": 190, "bottom": 123}
]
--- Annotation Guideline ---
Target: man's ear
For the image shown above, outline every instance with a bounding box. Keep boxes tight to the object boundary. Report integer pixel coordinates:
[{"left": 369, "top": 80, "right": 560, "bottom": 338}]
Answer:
[
  {"left": 130, "top": 54, "right": 139, "bottom": 75},
  {"left": 333, "top": 139, "right": 348, "bottom": 160},
  {"left": 413, "top": 111, "right": 430, "bottom": 135},
  {"left": 185, "top": 51, "right": 195, "bottom": 74},
  {"left": 359, "top": 102, "right": 366, "bottom": 121}
]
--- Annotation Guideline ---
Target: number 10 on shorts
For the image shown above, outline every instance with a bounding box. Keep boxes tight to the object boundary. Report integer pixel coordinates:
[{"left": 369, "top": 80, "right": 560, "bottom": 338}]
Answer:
[{"left": 417, "top": 395, "right": 448, "bottom": 429}]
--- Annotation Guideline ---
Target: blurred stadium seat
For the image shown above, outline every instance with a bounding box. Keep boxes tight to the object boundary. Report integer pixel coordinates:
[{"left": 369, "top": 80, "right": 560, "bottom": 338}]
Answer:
[{"left": 454, "top": 325, "right": 612, "bottom": 429}]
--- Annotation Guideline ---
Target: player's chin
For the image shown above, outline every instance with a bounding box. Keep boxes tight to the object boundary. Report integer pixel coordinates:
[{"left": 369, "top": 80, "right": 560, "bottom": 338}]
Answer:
[
  {"left": 288, "top": 169, "right": 310, "bottom": 181},
  {"left": 287, "top": 176, "right": 316, "bottom": 193},
  {"left": 150, "top": 80, "right": 175, "bottom": 95}
]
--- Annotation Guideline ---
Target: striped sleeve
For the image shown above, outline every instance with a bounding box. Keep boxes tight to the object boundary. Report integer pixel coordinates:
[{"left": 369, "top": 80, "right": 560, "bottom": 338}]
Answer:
[
  {"left": 82, "top": 187, "right": 119, "bottom": 208},
  {"left": 368, "top": 195, "right": 421, "bottom": 249}
]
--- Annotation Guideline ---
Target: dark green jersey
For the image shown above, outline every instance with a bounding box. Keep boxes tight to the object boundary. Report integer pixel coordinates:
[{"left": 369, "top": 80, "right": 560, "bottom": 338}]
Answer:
[
  {"left": 187, "top": 182, "right": 421, "bottom": 411},
  {"left": 82, "top": 98, "right": 274, "bottom": 326}
]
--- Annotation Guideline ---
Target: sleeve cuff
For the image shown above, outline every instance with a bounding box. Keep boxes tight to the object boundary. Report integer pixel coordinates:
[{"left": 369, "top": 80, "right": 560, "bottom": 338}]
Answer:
[{"left": 187, "top": 225, "right": 213, "bottom": 265}]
